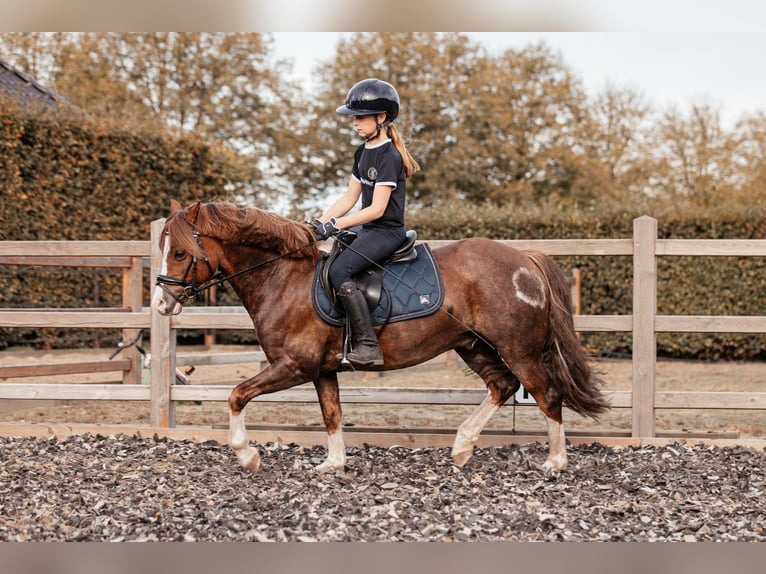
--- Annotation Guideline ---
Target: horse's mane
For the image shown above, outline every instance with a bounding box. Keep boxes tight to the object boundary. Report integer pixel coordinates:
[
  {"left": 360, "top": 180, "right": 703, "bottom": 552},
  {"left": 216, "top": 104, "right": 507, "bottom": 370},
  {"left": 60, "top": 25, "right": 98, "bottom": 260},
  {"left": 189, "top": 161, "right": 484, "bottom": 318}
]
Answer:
[{"left": 164, "top": 202, "right": 318, "bottom": 260}]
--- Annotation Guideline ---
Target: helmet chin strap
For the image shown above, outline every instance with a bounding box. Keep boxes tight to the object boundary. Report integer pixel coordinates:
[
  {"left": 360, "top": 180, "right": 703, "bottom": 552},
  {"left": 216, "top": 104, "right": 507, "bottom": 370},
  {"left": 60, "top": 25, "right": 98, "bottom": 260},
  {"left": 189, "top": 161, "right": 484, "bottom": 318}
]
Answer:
[
  {"left": 365, "top": 118, "right": 391, "bottom": 142},
  {"left": 365, "top": 127, "right": 381, "bottom": 142}
]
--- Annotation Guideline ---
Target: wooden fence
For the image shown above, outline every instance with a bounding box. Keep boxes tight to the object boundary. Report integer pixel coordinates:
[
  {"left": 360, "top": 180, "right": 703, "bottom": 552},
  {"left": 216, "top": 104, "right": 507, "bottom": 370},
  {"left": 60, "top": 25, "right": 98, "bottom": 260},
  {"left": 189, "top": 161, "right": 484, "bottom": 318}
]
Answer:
[{"left": 1, "top": 216, "right": 765, "bottom": 447}]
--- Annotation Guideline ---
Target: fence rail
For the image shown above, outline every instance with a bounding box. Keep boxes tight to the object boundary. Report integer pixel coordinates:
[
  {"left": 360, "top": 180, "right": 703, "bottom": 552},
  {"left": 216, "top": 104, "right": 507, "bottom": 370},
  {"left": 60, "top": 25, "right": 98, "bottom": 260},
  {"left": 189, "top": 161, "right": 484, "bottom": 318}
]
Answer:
[{"left": 1, "top": 216, "right": 765, "bottom": 444}]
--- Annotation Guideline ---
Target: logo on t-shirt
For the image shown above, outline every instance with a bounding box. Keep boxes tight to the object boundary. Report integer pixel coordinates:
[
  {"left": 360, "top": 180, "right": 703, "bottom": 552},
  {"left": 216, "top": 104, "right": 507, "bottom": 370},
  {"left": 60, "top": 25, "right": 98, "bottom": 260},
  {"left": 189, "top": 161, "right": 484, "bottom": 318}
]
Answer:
[{"left": 367, "top": 167, "right": 378, "bottom": 181}]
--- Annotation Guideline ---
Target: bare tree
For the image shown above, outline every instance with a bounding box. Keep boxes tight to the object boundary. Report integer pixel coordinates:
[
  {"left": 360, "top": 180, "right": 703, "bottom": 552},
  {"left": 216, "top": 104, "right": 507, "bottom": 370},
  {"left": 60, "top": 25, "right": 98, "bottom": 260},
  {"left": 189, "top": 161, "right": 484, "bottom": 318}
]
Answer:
[
  {"left": 652, "top": 102, "right": 738, "bottom": 203},
  {"left": 733, "top": 111, "right": 766, "bottom": 204}
]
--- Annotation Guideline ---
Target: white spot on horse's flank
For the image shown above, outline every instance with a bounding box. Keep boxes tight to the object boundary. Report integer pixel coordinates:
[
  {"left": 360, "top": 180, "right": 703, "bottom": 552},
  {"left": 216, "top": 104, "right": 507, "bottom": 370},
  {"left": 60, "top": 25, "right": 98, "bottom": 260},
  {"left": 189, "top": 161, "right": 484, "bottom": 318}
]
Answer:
[{"left": 513, "top": 267, "right": 546, "bottom": 309}]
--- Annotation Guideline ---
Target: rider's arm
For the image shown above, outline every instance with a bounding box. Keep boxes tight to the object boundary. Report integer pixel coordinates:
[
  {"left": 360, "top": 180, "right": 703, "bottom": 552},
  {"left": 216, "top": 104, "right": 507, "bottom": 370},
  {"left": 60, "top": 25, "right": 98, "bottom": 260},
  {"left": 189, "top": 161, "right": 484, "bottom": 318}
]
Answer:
[
  {"left": 320, "top": 177, "right": 362, "bottom": 221},
  {"left": 334, "top": 185, "right": 392, "bottom": 229}
]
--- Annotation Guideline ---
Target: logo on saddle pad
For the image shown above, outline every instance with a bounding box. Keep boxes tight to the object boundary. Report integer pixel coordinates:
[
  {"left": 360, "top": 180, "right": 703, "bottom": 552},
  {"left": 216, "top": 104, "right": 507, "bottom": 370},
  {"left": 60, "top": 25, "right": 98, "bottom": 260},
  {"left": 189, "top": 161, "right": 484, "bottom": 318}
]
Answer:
[{"left": 312, "top": 243, "right": 444, "bottom": 327}]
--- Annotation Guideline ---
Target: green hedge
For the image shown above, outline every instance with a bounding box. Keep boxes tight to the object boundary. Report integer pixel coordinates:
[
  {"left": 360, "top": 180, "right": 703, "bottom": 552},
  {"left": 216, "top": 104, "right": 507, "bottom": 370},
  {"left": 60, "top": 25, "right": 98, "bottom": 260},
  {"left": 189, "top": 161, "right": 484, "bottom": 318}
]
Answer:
[
  {"left": 0, "top": 107, "right": 242, "bottom": 349},
  {"left": 0, "top": 109, "right": 238, "bottom": 242}
]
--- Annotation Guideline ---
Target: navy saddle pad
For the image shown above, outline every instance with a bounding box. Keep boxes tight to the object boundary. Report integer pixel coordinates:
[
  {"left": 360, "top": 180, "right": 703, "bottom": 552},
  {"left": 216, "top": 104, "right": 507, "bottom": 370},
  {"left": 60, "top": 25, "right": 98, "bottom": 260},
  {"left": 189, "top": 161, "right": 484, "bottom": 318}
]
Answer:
[{"left": 312, "top": 243, "right": 444, "bottom": 327}]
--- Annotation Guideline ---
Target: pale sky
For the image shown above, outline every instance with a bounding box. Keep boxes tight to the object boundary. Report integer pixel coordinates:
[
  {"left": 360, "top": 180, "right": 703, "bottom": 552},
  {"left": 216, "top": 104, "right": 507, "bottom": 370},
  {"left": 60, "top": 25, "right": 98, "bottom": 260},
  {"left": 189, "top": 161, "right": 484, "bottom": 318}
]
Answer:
[
  {"left": 4, "top": 0, "right": 764, "bottom": 128},
  {"left": 272, "top": 31, "right": 766, "bottom": 129}
]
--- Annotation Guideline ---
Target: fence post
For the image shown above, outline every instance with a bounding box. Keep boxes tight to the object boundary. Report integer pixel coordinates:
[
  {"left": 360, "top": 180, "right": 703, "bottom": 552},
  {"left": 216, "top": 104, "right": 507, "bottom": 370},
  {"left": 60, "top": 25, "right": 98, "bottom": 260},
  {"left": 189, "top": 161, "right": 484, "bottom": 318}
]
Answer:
[
  {"left": 204, "top": 285, "right": 217, "bottom": 348},
  {"left": 569, "top": 268, "right": 582, "bottom": 315},
  {"left": 149, "top": 219, "right": 176, "bottom": 427},
  {"left": 121, "top": 256, "right": 144, "bottom": 385},
  {"left": 632, "top": 216, "right": 657, "bottom": 437}
]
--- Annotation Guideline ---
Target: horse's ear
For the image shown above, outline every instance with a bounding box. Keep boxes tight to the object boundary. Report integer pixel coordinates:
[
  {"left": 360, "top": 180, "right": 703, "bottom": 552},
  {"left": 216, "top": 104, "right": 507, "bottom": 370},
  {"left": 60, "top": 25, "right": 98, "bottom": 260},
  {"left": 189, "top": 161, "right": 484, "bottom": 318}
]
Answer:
[
  {"left": 185, "top": 201, "right": 202, "bottom": 224},
  {"left": 170, "top": 199, "right": 183, "bottom": 213}
]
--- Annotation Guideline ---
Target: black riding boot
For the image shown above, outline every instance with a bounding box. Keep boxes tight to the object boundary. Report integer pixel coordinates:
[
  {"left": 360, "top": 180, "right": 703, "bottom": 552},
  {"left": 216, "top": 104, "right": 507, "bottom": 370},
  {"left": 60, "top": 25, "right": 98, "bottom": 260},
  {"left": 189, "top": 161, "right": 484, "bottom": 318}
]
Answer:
[{"left": 336, "top": 281, "right": 384, "bottom": 367}]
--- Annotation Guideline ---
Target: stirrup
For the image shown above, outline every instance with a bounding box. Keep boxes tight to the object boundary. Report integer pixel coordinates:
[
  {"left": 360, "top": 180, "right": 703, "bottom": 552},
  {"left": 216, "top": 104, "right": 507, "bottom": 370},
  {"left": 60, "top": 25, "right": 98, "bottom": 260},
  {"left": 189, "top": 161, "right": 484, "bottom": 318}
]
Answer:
[
  {"left": 345, "top": 346, "right": 384, "bottom": 367},
  {"left": 336, "top": 323, "right": 383, "bottom": 367},
  {"left": 337, "top": 320, "right": 353, "bottom": 367}
]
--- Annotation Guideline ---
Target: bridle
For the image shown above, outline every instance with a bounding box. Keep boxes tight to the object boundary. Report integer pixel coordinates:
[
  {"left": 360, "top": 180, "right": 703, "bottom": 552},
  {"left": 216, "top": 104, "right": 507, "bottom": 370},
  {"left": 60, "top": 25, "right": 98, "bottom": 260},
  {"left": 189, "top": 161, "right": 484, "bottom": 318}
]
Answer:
[
  {"left": 155, "top": 225, "right": 314, "bottom": 306},
  {"left": 155, "top": 227, "right": 223, "bottom": 306}
]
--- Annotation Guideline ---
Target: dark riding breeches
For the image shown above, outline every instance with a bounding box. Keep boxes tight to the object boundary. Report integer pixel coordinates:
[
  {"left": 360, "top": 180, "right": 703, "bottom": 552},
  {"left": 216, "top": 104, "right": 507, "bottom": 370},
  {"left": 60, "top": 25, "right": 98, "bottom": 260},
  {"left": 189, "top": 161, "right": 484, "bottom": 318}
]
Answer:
[{"left": 328, "top": 225, "right": 406, "bottom": 292}]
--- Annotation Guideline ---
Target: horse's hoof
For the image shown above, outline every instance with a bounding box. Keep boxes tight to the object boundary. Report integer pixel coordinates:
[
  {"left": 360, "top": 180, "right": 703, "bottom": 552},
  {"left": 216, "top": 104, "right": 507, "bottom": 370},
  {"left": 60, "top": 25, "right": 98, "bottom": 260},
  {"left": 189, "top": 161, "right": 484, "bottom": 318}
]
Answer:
[
  {"left": 315, "top": 462, "right": 344, "bottom": 473},
  {"left": 542, "top": 458, "right": 566, "bottom": 475},
  {"left": 235, "top": 447, "right": 262, "bottom": 474},
  {"left": 244, "top": 457, "right": 261, "bottom": 475},
  {"left": 451, "top": 448, "right": 473, "bottom": 467}
]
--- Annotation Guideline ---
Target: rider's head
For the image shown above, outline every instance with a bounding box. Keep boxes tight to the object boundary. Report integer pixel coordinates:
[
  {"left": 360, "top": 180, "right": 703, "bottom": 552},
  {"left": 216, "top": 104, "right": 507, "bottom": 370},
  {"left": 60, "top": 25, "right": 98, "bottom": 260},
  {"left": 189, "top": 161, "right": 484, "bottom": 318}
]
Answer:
[{"left": 336, "top": 78, "right": 400, "bottom": 139}]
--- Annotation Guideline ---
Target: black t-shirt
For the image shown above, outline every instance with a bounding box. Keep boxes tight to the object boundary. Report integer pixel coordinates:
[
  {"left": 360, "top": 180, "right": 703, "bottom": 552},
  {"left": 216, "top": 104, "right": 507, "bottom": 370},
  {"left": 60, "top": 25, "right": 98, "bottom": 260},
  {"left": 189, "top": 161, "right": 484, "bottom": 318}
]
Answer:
[{"left": 351, "top": 140, "right": 406, "bottom": 229}]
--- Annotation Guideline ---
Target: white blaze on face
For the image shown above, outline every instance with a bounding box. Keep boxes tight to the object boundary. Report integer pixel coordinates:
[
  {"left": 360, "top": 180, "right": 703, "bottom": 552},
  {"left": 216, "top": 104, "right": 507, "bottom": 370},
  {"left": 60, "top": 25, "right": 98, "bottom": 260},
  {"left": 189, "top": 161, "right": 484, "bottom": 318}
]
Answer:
[
  {"left": 512, "top": 267, "right": 546, "bottom": 309},
  {"left": 151, "top": 237, "right": 172, "bottom": 314}
]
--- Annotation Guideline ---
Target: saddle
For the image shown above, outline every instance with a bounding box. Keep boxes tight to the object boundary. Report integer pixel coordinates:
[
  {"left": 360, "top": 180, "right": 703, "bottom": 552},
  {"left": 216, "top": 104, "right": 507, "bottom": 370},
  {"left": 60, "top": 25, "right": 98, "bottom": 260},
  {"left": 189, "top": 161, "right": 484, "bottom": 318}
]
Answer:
[
  {"left": 312, "top": 230, "right": 444, "bottom": 327},
  {"left": 318, "top": 229, "right": 419, "bottom": 311}
]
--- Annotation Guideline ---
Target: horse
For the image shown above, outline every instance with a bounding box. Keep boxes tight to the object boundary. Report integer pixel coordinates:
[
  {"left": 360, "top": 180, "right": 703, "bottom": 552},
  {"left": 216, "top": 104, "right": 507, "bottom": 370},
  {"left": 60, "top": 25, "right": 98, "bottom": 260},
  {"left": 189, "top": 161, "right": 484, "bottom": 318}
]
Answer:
[{"left": 152, "top": 200, "right": 610, "bottom": 475}]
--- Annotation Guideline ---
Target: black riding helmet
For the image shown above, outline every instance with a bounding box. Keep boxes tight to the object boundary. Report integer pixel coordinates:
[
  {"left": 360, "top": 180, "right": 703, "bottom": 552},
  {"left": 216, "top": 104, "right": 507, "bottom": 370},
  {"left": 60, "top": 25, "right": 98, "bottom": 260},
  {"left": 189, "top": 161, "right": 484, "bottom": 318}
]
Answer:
[{"left": 336, "top": 78, "right": 400, "bottom": 124}]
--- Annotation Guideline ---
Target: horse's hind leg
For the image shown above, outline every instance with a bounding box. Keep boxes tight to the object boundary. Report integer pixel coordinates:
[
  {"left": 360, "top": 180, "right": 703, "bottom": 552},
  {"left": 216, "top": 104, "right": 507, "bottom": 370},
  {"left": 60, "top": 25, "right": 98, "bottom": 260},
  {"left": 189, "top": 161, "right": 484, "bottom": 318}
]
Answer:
[
  {"left": 510, "top": 358, "right": 567, "bottom": 472},
  {"left": 543, "top": 417, "right": 567, "bottom": 473},
  {"left": 455, "top": 342, "right": 568, "bottom": 473},
  {"left": 313, "top": 372, "right": 346, "bottom": 472},
  {"left": 452, "top": 344, "right": 520, "bottom": 467},
  {"left": 452, "top": 391, "right": 507, "bottom": 467}
]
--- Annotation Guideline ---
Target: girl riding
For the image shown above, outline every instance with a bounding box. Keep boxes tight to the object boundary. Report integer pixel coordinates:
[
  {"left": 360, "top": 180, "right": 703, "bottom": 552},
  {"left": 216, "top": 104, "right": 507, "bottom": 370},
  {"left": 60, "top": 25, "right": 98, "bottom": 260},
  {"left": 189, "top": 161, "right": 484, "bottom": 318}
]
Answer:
[{"left": 311, "top": 78, "right": 420, "bottom": 367}]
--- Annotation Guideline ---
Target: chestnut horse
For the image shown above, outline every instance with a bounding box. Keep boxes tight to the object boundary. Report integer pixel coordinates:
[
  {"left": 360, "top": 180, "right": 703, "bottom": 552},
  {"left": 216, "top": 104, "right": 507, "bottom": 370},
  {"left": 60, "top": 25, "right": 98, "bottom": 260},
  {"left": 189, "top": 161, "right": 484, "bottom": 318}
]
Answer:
[{"left": 152, "top": 200, "right": 609, "bottom": 474}]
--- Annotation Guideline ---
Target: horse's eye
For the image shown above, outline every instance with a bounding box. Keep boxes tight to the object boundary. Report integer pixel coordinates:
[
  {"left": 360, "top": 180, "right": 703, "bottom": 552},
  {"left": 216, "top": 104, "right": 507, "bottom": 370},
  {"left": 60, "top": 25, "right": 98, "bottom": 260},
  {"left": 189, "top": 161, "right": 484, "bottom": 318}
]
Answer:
[{"left": 173, "top": 250, "right": 187, "bottom": 261}]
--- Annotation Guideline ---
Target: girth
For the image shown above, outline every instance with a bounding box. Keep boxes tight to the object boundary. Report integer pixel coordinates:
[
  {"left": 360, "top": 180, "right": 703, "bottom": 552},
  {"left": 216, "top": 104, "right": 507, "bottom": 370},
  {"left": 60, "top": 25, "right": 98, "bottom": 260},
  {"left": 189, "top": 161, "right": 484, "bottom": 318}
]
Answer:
[{"left": 318, "top": 229, "right": 418, "bottom": 311}]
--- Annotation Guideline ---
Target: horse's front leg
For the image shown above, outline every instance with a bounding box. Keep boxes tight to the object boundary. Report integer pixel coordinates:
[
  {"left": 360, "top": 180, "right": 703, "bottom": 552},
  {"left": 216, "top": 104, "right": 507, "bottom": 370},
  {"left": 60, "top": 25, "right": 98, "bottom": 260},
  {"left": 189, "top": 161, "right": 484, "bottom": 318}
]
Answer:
[
  {"left": 313, "top": 371, "right": 346, "bottom": 472},
  {"left": 228, "top": 357, "right": 311, "bottom": 475}
]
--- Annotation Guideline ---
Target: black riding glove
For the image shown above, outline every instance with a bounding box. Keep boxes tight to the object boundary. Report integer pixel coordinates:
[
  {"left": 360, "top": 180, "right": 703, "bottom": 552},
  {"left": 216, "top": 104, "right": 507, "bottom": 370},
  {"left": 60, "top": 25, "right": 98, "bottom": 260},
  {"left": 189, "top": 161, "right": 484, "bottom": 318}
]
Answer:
[
  {"left": 309, "top": 218, "right": 323, "bottom": 235},
  {"left": 310, "top": 218, "right": 340, "bottom": 241}
]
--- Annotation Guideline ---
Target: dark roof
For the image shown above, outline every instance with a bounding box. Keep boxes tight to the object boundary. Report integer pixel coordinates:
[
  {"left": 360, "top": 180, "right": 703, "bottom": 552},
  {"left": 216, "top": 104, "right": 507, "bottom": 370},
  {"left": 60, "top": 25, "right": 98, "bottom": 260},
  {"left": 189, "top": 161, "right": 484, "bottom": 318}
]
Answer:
[{"left": 0, "top": 57, "right": 63, "bottom": 109}]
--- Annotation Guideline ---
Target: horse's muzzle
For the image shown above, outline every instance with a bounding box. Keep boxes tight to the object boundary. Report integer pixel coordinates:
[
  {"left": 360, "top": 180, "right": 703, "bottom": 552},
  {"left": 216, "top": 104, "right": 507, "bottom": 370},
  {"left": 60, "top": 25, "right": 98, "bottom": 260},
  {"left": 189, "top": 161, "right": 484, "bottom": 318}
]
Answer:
[{"left": 152, "top": 278, "right": 195, "bottom": 315}]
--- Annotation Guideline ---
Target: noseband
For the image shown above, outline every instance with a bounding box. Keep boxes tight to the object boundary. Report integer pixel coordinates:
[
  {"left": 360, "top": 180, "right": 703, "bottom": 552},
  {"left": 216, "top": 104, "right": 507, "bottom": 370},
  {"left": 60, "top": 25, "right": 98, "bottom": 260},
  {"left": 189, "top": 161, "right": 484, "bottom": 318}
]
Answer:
[{"left": 155, "top": 228, "right": 223, "bottom": 306}]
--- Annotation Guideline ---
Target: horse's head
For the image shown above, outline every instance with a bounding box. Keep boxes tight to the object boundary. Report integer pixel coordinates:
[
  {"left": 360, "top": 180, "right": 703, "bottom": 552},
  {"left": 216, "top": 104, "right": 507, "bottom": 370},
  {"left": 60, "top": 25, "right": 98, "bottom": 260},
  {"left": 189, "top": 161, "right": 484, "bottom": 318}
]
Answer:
[{"left": 152, "top": 200, "right": 223, "bottom": 316}]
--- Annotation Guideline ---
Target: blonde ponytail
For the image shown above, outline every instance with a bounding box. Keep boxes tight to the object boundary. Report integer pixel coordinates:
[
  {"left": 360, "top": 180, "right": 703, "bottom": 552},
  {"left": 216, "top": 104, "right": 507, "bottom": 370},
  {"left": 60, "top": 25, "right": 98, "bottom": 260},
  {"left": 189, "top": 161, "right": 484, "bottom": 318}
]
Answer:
[{"left": 387, "top": 124, "right": 420, "bottom": 178}]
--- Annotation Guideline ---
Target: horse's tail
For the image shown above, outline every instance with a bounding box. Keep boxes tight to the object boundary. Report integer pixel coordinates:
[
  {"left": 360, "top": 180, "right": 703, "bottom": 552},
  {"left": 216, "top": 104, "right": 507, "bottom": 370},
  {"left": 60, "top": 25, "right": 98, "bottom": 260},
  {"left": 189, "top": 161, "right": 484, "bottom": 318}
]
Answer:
[{"left": 525, "top": 250, "right": 611, "bottom": 418}]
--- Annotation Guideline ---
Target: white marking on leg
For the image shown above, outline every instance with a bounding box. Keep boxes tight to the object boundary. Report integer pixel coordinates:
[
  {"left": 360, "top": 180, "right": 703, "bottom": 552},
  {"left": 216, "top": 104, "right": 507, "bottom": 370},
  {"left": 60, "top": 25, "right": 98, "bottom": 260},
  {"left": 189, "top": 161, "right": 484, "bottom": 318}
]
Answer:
[
  {"left": 229, "top": 410, "right": 261, "bottom": 474},
  {"left": 452, "top": 391, "right": 499, "bottom": 466},
  {"left": 542, "top": 418, "right": 567, "bottom": 473},
  {"left": 316, "top": 429, "right": 346, "bottom": 472},
  {"left": 512, "top": 267, "right": 546, "bottom": 309}
]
